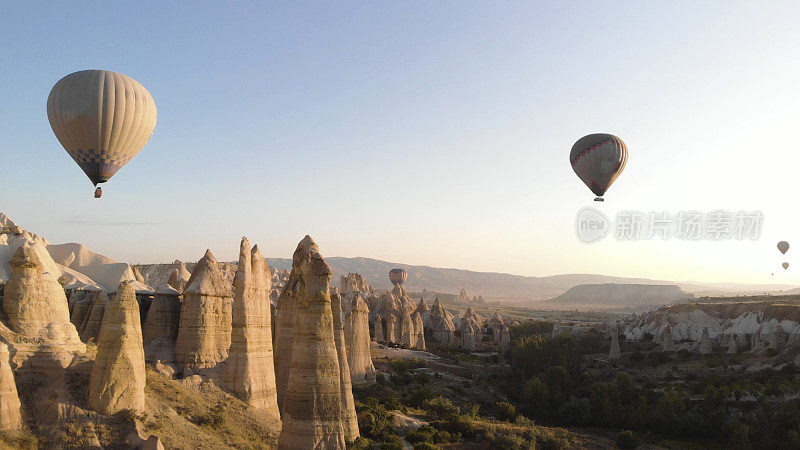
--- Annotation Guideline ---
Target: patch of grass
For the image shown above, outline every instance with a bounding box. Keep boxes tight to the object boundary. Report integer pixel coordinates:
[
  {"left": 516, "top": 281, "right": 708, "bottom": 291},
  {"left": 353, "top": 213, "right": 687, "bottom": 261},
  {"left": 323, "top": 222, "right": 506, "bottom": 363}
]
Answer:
[
  {"left": 142, "top": 367, "right": 279, "bottom": 449},
  {"left": 0, "top": 428, "right": 38, "bottom": 449},
  {"left": 616, "top": 429, "right": 639, "bottom": 449}
]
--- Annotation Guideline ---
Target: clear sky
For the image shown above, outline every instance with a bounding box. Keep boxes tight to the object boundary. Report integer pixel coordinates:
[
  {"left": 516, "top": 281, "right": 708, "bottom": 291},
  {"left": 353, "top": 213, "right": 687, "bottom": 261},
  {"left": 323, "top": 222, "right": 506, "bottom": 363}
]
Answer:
[{"left": 2, "top": 2, "right": 800, "bottom": 284}]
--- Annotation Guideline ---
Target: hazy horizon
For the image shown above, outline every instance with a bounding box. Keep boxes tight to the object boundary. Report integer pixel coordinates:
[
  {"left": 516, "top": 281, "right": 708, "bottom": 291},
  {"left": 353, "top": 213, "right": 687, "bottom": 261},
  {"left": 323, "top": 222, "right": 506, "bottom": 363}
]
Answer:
[{"left": 3, "top": 2, "right": 800, "bottom": 284}]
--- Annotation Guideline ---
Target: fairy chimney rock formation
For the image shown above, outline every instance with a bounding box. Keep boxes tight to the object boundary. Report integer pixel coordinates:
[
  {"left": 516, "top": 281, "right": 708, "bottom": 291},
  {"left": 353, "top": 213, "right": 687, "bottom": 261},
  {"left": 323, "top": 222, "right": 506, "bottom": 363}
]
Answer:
[
  {"left": 432, "top": 312, "right": 455, "bottom": 344},
  {"left": 2, "top": 243, "right": 84, "bottom": 368},
  {"left": 0, "top": 342, "right": 22, "bottom": 430},
  {"left": 81, "top": 290, "right": 110, "bottom": 342},
  {"left": 461, "top": 317, "right": 479, "bottom": 351},
  {"left": 499, "top": 325, "right": 511, "bottom": 350},
  {"left": 698, "top": 328, "right": 713, "bottom": 355},
  {"left": 70, "top": 296, "right": 92, "bottom": 331},
  {"left": 345, "top": 295, "right": 376, "bottom": 385},
  {"left": 458, "top": 288, "right": 469, "bottom": 303},
  {"left": 221, "top": 238, "right": 280, "bottom": 417},
  {"left": 661, "top": 325, "right": 676, "bottom": 352},
  {"left": 383, "top": 298, "right": 400, "bottom": 344},
  {"left": 372, "top": 314, "right": 384, "bottom": 342},
  {"left": 428, "top": 298, "right": 445, "bottom": 332},
  {"left": 132, "top": 265, "right": 146, "bottom": 284},
  {"left": 167, "top": 261, "right": 192, "bottom": 292},
  {"left": 400, "top": 308, "right": 414, "bottom": 348},
  {"left": 274, "top": 236, "right": 314, "bottom": 413},
  {"left": 175, "top": 250, "right": 233, "bottom": 370},
  {"left": 89, "top": 281, "right": 146, "bottom": 414},
  {"left": 609, "top": 328, "right": 621, "bottom": 360},
  {"left": 340, "top": 273, "right": 371, "bottom": 294},
  {"left": 390, "top": 284, "right": 416, "bottom": 314},
  {"left": 727, "top": 334, "right": 739, "bottom": 354},
  {"left": 770, "top": 325, "right": 786, "bottom": 350},
  {"left": 331, "top": 290, "right": 359, "bottom": 442},
  {"left": 412, "top": 311, "right": 426, "bottom": 350},
  {"left": 414, "top": 297, "right": 431, "bottom": 328},
  {"left": 276, "top": 236, "right": 356, "bottom": 449},
  {"left": 142, "top": 286, "right": 181, "bottom": 362}
]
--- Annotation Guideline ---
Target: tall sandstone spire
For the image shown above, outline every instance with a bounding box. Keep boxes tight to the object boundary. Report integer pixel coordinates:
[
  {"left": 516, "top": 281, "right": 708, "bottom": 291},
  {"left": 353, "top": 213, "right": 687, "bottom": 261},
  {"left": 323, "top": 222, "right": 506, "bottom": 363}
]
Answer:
[
  {"left": 345, "top": 296, "right": 376, "bottom": 385},
  {"left": 89, "top": 281, "right": 146, "bottom": 414},
  {"left": 273, "top": 237, "right": 308, "bottom": 412},
  {"left": 400, "top": 308, "right": 414, "bottom": 348},
  {"left": 412, "top": 311, "right": 426, "bottom": 350},
  {"left": 331, "top": 290, "right": 360, "bottom": 442},
  {"left": 222, "top": 238, "right": 280, "bottom": 419},
  {"left": 0, "top": 342, "right": 22, "bottom": 430},
  {"left": 175, "top": 250, "right": 233, "bottom": 370},
  {"left": 372, "top": 314, "right": 384, "bottom": 342},
  {"left": 277, "top": 236, "right": 356, "bottom": 449},
  {"left": 609, "top": 327, "right": 621, "bottom": 360},
  {"left": 698, "top": 328, "right": 713, "bottom": 355}
]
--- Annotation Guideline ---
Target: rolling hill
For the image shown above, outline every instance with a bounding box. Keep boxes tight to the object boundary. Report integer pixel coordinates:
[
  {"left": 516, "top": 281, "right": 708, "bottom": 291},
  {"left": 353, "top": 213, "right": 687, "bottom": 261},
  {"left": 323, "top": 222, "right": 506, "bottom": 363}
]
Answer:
[{"left": 264, "top": 256, "right": 800, "bottom": 302}]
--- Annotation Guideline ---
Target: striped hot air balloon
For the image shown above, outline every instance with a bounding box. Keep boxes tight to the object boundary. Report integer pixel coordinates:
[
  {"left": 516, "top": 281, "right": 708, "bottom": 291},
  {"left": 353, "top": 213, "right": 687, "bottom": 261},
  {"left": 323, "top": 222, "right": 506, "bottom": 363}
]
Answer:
[
  {"left": 570, "top": 133, "right": 628, "bottom": 202},
  {"left": 47, "top": 70, "right": 157, "bottom": 198},
  {"left": 389, "top": 268, "right": 407, "bottom": 286}
]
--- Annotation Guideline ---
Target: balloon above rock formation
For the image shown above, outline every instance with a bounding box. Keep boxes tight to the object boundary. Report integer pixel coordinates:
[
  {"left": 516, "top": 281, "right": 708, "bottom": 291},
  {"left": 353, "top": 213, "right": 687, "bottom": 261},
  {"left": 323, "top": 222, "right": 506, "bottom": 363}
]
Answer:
[
  {"left": 47, "top": 70, "right": 157, "bottom": 198},
  {"left": 778, "top": 241, "right": 790, "bottom": 255},
  {"left": 569, "top": 133, "right": 628, "bottom": 202},
  {"left": 389, "top": 268, "right": 407, "bottom": 286},
  {"left": 783, "top": 262, "right": 789, "bottom": 270}
]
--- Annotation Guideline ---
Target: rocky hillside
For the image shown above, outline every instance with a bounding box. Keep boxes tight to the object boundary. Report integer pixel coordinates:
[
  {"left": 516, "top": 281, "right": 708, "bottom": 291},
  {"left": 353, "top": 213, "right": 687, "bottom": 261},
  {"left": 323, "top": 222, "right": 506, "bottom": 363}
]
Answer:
[
  {"left": 544, "top": 283, "right": 691, "bottom": 308},
  {"left": 617, "top": 300, "right": 800, "bottom": 344}
]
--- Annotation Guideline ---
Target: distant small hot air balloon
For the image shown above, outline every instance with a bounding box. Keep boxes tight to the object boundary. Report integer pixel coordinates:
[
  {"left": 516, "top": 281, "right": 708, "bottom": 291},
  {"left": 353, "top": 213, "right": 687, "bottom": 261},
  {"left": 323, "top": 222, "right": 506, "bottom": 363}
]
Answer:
[
  {"left": 783, "top": 262, "right": 790, "bottom": 270},
  {"left": 778, "top": 241, "right": 790, "bottom": 255},
  {"left": 47, "top": 70, "right": 157, "bottom": 198},
  {"left": 570, "top": 133, "right": 628, "bottom": 202},
  {"left": 389, "top": 268, "right": 408, "bottom": 286}
]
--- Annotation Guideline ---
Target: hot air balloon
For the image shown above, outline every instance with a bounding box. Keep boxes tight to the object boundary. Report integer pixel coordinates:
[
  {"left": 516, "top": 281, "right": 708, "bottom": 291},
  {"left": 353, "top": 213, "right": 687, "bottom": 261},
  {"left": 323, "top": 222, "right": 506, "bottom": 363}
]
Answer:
[
  {"left": 783, "top": 262, "right": 790, "bottom": 270},
  {"left": 47, "top": 70, "right": 157, "bottom": 198},
  {"left": 389, "top": 268, "right": 407, "bottom": 286},
  {"left": 778, "top": 241, "right": 790, "bottom": 255},
  {"left": 570, "top": 133, "right": 628, "bottom": 202}
]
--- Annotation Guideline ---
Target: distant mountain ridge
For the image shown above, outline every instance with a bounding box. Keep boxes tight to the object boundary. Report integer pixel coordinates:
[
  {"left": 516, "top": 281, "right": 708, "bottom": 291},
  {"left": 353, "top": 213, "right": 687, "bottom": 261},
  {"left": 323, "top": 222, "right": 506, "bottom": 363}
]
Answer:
[
  {"left": 544, "top": 283, "right": 690, "bottom": 307},
  {"left": 264, "top": 256, "right": 800, "bottom": 301}
]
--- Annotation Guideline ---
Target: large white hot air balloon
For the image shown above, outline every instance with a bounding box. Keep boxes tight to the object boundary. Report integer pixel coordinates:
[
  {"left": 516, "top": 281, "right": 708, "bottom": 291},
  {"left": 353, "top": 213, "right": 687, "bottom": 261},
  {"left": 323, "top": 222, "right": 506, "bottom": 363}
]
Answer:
[{"left": 47, "top": 70, "right": 157, "bottom": 198}]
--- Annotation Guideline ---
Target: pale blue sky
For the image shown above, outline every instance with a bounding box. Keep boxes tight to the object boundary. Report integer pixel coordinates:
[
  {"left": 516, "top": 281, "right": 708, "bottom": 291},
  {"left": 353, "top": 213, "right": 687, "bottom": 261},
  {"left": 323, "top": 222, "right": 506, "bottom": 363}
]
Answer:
[{"left": 2, "top": 2, "right": 800, "bottom": 284}]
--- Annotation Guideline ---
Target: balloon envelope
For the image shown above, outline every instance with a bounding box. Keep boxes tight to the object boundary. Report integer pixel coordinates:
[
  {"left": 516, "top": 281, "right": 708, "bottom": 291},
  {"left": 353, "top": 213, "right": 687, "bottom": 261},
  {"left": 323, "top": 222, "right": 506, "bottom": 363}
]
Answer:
[
  {"left": 389, "top": 268, "right": 408, "bottom": 286},
  {"left": 47, "top": 70, "right": 157, "bottom": 186},
  {"left": 783, "top": 262, "right": 790, "bottom": 270},
  {"left": 778, "top": 241, "right": 790, "bottom": 255},
  {"left": 570, "top": 133, "right": 628, "bottom": 200}
]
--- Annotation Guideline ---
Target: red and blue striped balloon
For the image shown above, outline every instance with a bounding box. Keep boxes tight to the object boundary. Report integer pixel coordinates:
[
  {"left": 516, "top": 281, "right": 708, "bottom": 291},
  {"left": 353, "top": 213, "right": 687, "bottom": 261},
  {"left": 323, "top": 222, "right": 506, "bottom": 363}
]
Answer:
[{"left": 389, "top": 268, "right": 407, "bottom": 286}]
